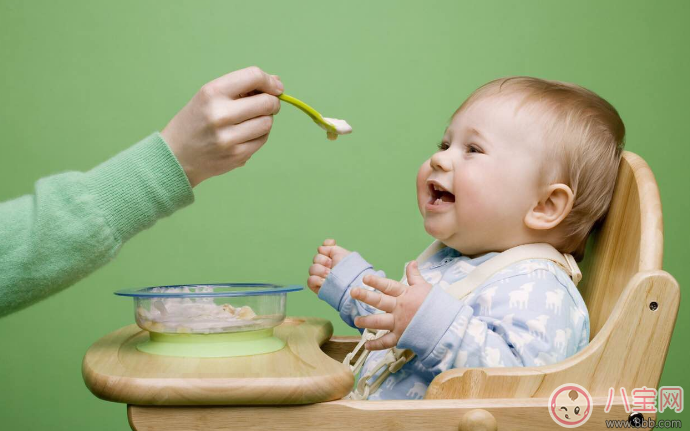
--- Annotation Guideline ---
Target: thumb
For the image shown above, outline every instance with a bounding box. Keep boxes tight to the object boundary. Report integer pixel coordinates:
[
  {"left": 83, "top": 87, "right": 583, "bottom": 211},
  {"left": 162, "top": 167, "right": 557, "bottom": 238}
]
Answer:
[
  {"left": 271, "top": 74, "right": 284, "bottom": 94},
  {"left": 406, "top": 261, "right": 426, "bottom": 285}
]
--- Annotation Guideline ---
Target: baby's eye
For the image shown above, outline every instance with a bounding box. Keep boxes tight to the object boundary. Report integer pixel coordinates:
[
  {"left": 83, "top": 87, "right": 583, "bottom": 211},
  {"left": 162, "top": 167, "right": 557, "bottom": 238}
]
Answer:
[
  {"left": 437, "top": 141, "right": 450, "bottom": 151},
  {"left": 466, "top": 144, "right": 481, "bottom": 154}
]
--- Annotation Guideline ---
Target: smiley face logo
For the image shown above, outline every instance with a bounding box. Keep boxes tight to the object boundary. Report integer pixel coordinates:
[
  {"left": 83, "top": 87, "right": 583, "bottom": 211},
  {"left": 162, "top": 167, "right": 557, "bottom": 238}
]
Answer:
[{"left": 548, "top": 383, "right": 593, "bottom": 428}]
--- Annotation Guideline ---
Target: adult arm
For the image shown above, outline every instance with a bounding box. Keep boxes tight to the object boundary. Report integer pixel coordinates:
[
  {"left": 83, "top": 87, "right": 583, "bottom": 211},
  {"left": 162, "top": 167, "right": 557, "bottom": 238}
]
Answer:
[
  {"left": 0, "top": 133, "right": 192, "bottom": 318},
  {"left": 0, "top": 66, "right": 285, "bottom": 318}
]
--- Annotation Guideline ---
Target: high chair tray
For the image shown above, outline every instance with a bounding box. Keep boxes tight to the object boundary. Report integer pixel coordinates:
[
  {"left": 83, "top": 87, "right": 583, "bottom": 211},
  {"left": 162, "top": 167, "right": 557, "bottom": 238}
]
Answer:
[{"left": 82, "top": 317, "right": 354, "bottom": 405}]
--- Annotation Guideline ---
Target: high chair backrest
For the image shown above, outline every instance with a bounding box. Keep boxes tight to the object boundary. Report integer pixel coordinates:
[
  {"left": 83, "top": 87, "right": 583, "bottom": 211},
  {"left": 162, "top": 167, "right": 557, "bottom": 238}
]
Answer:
[{"left": 574, "top": 151, "right": 664, "bottom": 339}]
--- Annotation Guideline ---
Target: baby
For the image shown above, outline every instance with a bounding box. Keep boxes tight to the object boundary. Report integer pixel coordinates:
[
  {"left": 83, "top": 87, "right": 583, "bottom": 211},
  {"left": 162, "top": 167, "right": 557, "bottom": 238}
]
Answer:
[{"left": 307, "top": 76, "right": 625, "bottom": 400}]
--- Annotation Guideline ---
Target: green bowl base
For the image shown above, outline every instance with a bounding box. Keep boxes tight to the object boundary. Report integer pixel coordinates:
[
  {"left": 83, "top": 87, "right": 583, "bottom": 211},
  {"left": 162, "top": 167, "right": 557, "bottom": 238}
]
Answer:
[{"left": 136, "top": 327, "right": 285, "bottom": 358}]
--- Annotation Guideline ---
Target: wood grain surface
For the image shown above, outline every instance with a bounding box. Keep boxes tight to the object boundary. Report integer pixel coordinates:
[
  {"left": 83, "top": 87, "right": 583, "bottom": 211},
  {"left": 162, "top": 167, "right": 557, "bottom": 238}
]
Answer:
[
  {"left": 82, "top": 317, "right": 354, "bottom": 405},
  {"left": 127, "top": 397, "right": 645, "bottom": 431}
]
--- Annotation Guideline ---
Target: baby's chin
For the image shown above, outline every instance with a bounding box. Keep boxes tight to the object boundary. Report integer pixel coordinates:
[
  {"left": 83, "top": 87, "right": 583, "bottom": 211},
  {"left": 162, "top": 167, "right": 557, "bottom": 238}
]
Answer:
[
  {"left": 423, "top": 220, "right": 485, "bottom": 256},
  {"left": 423, "top": 218, "right": 456, "bottom": 244}
]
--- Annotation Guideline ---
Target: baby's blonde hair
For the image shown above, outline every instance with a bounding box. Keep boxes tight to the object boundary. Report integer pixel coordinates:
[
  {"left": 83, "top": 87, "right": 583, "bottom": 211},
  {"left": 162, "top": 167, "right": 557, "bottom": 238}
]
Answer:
[{"left": 455, "top": 77, "right": 625, "bottom": 261}]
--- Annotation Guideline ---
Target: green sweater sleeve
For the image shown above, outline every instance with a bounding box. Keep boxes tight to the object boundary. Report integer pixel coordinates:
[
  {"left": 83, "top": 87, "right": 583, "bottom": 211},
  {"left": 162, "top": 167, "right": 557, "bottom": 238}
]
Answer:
[{"left": 0, "top": 132, "right": 194, "bottom": 318}]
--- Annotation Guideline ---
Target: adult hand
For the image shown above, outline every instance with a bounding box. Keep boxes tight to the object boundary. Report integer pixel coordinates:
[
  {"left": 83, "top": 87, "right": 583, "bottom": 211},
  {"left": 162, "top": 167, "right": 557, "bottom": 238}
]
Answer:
[
  {"left": 351, "top": 261, "right": 433, "bottom": 351},
  {"left": 161, "top": 66, "right": 284, "bottom": 187}
]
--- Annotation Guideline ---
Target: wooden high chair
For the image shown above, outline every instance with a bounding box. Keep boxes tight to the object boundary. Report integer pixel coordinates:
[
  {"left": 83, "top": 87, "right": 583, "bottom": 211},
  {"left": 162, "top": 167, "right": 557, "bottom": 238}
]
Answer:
[{"left": 123, "top": 151, "right": 680, "bottom": 430}]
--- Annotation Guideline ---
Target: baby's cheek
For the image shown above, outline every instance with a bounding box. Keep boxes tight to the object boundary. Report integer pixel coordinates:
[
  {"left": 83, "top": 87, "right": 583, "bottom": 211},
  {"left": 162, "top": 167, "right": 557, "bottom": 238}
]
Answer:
[
  {"left": 455, "top": 182, "right": 501, "bottom": 232},
  {"left": 416, "top": 162, "right": 430, "bottom": 188},
  {"left": 462, "top": 170, "right": 507, "bottom": 211},
  {"left": 416, "top": 162, "right": 431, "bottom": 208},
  {"left": 454, "top": 175, "right": 484, "bottom": 210}
]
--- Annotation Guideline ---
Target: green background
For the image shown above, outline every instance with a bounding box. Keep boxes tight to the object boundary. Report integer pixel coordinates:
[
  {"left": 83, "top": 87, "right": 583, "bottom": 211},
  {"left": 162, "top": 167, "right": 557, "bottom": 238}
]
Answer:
[{"left": 1, "top": 0, "right": 688, "bottom": 429}]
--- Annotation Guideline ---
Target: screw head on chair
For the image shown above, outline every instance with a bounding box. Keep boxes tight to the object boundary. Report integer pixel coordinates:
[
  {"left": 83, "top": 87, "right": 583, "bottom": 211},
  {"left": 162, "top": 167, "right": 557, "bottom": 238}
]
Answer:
[
  {"left": 458, "top": 409, "right": 497, "bottom": 431},
  {"left": 628, "top": 412, "right": 644, "bottom": 427}
]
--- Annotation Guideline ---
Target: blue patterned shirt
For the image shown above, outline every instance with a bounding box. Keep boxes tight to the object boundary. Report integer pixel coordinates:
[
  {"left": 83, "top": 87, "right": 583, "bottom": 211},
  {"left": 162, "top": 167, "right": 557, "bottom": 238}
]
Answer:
[{"left": 318, "top": 246, "right": 590, "bottom": 400}]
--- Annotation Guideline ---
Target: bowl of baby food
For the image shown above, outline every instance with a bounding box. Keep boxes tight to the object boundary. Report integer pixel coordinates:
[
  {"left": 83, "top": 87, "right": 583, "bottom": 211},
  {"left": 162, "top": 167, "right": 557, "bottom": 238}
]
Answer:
[{"left": 115, "top": 283, "right": 303, "bottom": 357}]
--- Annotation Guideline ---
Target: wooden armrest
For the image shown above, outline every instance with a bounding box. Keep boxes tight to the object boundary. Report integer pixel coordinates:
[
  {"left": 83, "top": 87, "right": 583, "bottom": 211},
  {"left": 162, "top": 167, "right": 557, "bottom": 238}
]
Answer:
[{"left": 321, "top": 336, "right": 360, "bottom": 362}]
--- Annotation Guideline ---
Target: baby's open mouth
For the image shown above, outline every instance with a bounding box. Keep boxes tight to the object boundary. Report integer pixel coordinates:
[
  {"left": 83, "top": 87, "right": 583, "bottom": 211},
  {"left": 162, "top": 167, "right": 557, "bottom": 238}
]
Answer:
[{"left": 428, "top": 183, "right": 455, "bottom": 205}]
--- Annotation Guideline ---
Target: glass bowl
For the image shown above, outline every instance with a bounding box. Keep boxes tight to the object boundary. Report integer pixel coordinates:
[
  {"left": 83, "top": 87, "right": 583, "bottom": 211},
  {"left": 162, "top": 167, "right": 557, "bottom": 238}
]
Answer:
[
  {"left": 114, "top": 283, "right": 303, "bottom": 358},
  {"left": 115, "top": 283, "right": 303, "bottom": 335}
]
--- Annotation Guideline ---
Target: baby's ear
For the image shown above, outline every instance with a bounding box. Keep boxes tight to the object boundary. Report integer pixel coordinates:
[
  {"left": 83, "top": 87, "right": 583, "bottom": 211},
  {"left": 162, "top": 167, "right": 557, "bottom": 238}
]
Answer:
[{"left": 524, "top": 184, "right": 574, "bottom": 231}]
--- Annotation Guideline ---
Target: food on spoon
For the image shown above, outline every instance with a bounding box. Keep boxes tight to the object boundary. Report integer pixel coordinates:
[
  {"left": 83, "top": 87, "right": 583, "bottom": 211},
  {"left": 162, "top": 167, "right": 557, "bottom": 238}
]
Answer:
[{"left": 320, "top": 117, "right": 352, "bottom": 140}]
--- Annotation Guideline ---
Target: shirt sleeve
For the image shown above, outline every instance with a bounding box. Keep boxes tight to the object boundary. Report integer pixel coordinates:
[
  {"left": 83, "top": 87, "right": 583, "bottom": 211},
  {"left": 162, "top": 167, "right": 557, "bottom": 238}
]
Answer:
[
  {"left": 317, "top": 251, "right": 387, "bottom": 334},
  {"left": 397, "top": 267, "right": 588, "bottom": 374},
  {"left": 0, "top": 132, "right": 194, "bottom": 318}
]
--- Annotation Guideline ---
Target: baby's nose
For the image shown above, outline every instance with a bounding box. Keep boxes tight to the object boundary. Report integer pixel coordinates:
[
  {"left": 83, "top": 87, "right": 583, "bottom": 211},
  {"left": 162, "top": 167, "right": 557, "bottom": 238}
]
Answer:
[{"left": 430, "top": 151, "right": 452, "bottom": 172}]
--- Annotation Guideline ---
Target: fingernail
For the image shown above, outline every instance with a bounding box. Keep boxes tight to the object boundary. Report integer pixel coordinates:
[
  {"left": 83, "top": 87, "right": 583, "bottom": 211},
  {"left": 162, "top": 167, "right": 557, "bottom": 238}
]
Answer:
[
  {"left": 275, "top": 78, "right": 284, "bottom": 92},
  {"left": 325, "top": 268, "right": 330, "bottom": 275}
]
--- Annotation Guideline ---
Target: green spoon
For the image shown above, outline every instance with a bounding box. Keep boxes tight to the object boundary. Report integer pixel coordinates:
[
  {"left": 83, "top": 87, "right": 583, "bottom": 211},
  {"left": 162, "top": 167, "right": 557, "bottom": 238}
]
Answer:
[{"left": 278, "top": 93, "right": 352, "bottom": 140}]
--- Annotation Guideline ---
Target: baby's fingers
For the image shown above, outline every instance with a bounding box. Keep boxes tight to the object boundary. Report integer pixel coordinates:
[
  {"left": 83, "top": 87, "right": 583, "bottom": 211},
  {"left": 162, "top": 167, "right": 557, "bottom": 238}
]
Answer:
[
  {"left": 405, "top": 260, "right": 426, "bottom": 286},
  {"left": 354, "top": 314, "right": 394, "bottom": 331},
  {"left": 317, "top": 245, "right": 337, "bottom": 258},
  {"left": 313, "top": 254, "right": 332, "bottom": 268},
  {"left": 309, "top": 263, "right": 330, "bottom": 279},
  {"left": 351, "top": 287, "right": 396, "bottom": 313},
  {"left": 365, "top": 332, "right": 398, "bottom": 351},
  {"left": 362, "top": 274, "right": 405, "bottom": 297},
  {"left": 307, "top": 275, "right": 324, "bottom": 293}
]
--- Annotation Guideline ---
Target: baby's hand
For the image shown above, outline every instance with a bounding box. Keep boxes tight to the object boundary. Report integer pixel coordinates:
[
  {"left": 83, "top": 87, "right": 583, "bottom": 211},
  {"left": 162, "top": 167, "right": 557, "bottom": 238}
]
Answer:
[
  {"left": 307, "top": 239, "right": 351, "bottom": 294},
  {"left": 351, "top": 261, "right": 432, "bottom": 351}
]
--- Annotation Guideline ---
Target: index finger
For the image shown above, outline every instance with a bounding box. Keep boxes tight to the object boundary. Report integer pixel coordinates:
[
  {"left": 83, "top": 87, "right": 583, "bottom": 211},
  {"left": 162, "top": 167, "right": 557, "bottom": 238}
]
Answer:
[
  {"left": 210, "top": 66, "right": 283, "bottom": 99},
  {"left": 350, "top": 286, "right": 396, "bottom": 313},
  {"left": 362, "top": 274, "right": 405, "bottom": 297}
]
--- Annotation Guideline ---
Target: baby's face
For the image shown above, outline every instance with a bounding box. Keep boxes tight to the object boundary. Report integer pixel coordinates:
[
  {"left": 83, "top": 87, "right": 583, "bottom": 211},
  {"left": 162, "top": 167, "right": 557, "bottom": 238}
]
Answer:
[{"left": 416, "top": 93, "right": 548, "bottom": 256}]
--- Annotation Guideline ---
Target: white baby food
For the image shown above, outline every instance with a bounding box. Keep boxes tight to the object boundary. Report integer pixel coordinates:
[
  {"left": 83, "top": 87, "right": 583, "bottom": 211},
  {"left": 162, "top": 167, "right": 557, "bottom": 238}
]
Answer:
[
  {"left": 135, "top": 286, "right": 272, "bottom": 334},
  {"left": 320, "top": 117, "right": 352, "bottom": 140}
]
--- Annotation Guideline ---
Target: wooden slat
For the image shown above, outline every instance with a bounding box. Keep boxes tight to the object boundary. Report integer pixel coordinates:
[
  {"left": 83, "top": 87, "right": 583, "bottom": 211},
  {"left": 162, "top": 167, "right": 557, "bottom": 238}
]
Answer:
[
  {"left": 578, "top": 151, "right": 664, "bottom": 338},
  {"left": 128, "top": 398, "right": 652, "bottom": 431}
]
